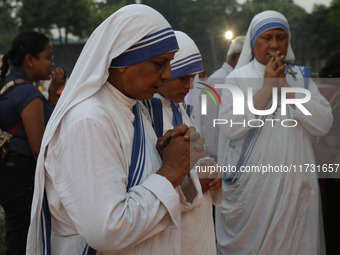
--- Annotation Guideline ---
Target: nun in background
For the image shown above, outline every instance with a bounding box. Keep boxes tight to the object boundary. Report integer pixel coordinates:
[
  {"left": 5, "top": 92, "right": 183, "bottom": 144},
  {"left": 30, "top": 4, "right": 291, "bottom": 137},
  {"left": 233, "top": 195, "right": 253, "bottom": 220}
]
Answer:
[
  {"left": 215, "top": 10, "right": 332, "bottom": 255},
  {"left": 201, "top": 35, "right": 246, "bottom": 160},
  {"left": 26, "top": 4, "right": 207, "bottom": 255},
  {"left": 144, "top": 30, "right": 222, "bottom": 255}
]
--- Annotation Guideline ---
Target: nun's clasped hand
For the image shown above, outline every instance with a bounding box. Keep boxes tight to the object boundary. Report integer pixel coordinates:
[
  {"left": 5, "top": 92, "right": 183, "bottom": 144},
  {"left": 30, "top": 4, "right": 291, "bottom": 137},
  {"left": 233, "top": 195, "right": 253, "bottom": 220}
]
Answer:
[
  {"left": 156, "top": 124, "right": 208, "bottom": 187},
  {"left": 157, "top": 124, "right": 206, "bottom": 157}
]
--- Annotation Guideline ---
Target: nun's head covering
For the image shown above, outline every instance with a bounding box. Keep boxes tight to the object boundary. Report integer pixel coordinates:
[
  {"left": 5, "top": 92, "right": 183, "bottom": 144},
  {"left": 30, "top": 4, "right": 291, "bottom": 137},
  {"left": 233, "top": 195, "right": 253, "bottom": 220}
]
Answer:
[
  {"left": 170, "top": 31, "right": 204, "bottom": 80},
  {"left": 40, "top": 4, "right": 178, "bottom": 153},
  {"left": 226, "top": 35, "right": 246, "bottom": 62},
  {"left": 235, "top": 10, "right": 295, "bottom": 70},
  {"left": 47, "top": 4, "right": 178, "bottom": 136},
  {"left": 110, "top": 27, "right": 178, "bottom": 68},
  {"left": 27, "top": 4, "right": 178, "bottom": 254}
]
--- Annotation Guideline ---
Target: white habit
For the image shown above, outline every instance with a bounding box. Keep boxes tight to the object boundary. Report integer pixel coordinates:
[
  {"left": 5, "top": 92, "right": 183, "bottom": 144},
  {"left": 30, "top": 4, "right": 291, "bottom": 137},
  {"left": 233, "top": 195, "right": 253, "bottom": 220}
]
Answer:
[
  {"left": 154, "top": 93, "right": 222, "bottom": 255},
  {"left": 215, "top": 10, "right": 332, "bottom": 255},
  {"left": 215, "top": 58, "right": 332, "bottom": 255},
  {"left": 26, "top": 4, "right": 186, "bottom": 255},
  {"left": 45, "top": 83, "right": 182, "bottom": 254}
]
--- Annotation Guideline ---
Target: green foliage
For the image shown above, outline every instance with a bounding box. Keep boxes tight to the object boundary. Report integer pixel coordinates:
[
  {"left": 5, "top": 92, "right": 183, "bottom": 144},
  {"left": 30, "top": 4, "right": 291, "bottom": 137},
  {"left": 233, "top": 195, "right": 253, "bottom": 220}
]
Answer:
[
  {"left": 0, "top": 0, "right": 338, "bottom": 76},
  {"left": 305, "top": 0, "right": 340, "bottom": 59},
  {"left": 141, "top": 0, "right": 181, "bottom": 30},
  {"left": 305, "top": 5, "right": 330, "bottom": 57},
  {"left": 177, "top": 0, "right": 238, "bottom": 73},
  {"left": 0, "top": 34, "right": 15, "bottom": 54},
  {"left": 178, "top": 0, "right": 235, "bottom": 34},
  {"left": 141, "top": 0, "right": 238, "bottom": 74},
  {"left": 19, "top": 0, "right": 94, "bottom": 42},
  {"left": 88, "top": 0, "right": 125, "bottom": 34},
  {"left": 0, "top": 0, "right": 19, "bottom": 53},
  {"left": 327, "top": 0, "right": 340, "bottom": 52},
  {"left": 17, "top": 0, "right": 126, "bottom": 44},
  {"left": 53, "top": 0, "right": 93, "bottom": 39}
]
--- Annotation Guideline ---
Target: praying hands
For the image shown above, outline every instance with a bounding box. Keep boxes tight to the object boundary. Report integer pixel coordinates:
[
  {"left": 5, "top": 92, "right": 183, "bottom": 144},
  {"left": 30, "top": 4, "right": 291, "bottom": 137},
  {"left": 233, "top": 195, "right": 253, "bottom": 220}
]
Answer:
[{"left": 156, "top": 124, "right": 208, "bottom": 188}]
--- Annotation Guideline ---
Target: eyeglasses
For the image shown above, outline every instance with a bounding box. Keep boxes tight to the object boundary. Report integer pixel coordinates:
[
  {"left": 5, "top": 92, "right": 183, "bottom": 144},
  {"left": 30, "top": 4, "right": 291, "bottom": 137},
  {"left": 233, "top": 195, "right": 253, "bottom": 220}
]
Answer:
[{"left": 37, "top": 54, "right": 54, "bottom": 62}]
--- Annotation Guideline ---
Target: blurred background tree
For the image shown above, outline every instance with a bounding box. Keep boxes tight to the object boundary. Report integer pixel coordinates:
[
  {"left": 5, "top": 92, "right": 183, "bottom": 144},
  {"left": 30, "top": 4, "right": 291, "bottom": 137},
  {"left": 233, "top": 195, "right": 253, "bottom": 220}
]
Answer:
[
  {"left": 0, "top": 0, "right": 339, "bottom": 253},
  {"left": 0, "top": 0, "right": 19, "bottom": 53},
  {"left": 19, "top": 0, "right": 93, "bottom": 72},
  {"left": 17, "top": 0, "right": 123, "bottom": 72},
  {"left": 306, "top": 0, "right": 340, "bottom": 63},
  {"left": 0, "top": 0, "right": 338, "bottom": 86},
  {"left": 176, "top": 0, "right": 238, "bottom": 74},
  {"left": 0, "top": 0, "right": 340, "bottom": 74}
]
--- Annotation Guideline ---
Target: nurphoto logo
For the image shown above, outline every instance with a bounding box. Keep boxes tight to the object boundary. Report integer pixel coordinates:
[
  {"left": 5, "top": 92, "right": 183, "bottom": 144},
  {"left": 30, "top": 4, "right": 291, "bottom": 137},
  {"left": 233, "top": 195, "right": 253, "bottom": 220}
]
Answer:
[
  {"left": 197, "top": 82, "right": 222, "bottom": 115},
  {"left": 199, "top": 80, "right": 312, "bottom": 128}
]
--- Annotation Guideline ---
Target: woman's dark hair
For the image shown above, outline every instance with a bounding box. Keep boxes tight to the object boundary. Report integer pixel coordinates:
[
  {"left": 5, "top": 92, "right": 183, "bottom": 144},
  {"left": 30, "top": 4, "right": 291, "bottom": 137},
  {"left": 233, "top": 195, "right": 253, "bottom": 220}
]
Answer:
[
  {"left": 0, "top": 31, "right": 50, "bottom": 80},
  {"left": 319, "top": 49, "right": 340, "bottom": 79}
]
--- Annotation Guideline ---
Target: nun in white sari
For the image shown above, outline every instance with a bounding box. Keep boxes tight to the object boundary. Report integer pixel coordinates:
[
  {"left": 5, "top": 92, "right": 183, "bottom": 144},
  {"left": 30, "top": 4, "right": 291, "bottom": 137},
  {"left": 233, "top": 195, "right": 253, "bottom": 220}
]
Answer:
[
  {"left": 144, "top": 31, "right": 222, "bottom": 255},
  {"left": 26, "top": 4, "right": 206, "bottom": 255},
  {"left": 215, "top": 10, "right": 332, "bottom": 255}
]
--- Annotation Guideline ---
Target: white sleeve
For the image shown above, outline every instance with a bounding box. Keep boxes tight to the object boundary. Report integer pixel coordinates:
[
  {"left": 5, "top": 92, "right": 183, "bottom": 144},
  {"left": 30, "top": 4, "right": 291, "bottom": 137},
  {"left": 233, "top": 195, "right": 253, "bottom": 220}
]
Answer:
[
  {"left": 46, "top": 117, "right": 180, "bottom": 253},
  {"left": 288, "top": 79, "right": 333, "bottom": 136}
]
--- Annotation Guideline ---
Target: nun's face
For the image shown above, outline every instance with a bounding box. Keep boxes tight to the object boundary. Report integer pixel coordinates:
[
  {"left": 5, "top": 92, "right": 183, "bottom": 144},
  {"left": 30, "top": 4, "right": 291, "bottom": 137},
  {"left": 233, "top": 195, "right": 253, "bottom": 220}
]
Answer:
[
  {"left": 109, "top": 51, "right": 175, "bottom": 100},
  {"left": 157, "top": 74, "right": 195, "bottom": 103},
  {"left": 253, "top": 28, "right": 289, "bottom": 65}
]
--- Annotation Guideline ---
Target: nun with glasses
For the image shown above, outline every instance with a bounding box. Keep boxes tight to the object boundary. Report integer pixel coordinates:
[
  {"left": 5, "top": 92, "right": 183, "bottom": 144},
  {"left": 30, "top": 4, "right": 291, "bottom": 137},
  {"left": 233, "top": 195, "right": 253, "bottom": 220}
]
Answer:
[
  {"left": 26, "top": 4, "right": 206, "bottom": 255},
  {"left": 215, "top": 10, "right": 332, "bottom": 255}
]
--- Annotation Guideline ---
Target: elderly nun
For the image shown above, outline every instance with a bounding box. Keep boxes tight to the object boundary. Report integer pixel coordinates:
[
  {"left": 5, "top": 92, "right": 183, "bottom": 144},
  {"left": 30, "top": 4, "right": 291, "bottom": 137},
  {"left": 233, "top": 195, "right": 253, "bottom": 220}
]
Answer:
[
  {"left": 26, "top": 4, "right": 207, "bottom": 255},
  {"left": 215, "top": 10, "right": 331, "bottom": 255}
]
